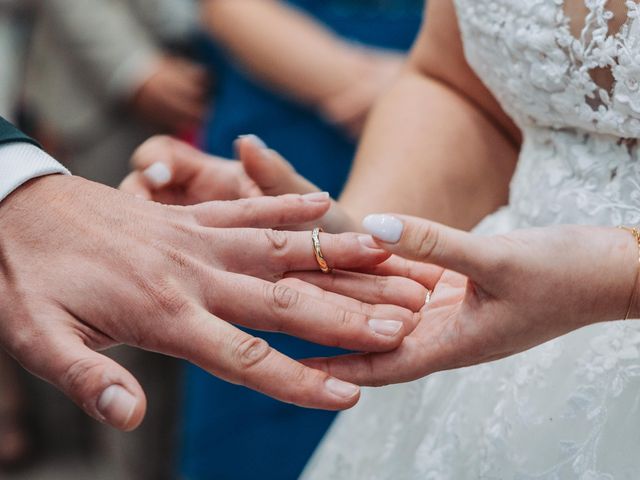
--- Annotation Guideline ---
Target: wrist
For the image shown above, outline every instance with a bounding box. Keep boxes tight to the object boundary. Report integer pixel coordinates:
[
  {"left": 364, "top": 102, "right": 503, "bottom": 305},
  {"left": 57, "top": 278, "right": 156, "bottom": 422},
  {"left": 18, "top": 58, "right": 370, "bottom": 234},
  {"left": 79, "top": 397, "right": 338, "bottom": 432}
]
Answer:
[
  {"left": 619, "top": 227, "right": 640, "bottom": 320},
  {"left": 0, "top": 143, "right": 70, "bottom": 205},
  {"left": 598, "top": 226, "right": 640, "bottom": 323}
]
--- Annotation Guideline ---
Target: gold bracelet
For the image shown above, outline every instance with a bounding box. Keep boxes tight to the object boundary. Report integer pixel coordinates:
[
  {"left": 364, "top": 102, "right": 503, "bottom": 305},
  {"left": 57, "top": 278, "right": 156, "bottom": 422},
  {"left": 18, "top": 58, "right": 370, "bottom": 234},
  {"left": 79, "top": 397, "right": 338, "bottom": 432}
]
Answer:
[{"left": 618, "top": 226, "right": 640, "bottom": 320}]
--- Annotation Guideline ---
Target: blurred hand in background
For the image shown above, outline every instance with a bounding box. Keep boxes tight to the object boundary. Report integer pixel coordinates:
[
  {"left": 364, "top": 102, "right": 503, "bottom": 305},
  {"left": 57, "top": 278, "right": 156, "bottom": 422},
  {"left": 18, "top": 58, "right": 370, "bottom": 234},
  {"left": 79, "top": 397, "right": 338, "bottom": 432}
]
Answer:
[{"left": 130, "top": 56, "right": 210, "bottom": 134}]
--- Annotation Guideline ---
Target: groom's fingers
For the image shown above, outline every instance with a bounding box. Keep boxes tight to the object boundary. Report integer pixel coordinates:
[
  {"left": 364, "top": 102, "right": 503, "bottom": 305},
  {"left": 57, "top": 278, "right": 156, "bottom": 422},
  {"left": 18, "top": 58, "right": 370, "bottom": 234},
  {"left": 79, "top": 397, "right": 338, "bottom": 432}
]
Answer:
[
  {"left": 277, "top": 277, "right": 420, "bottom": 326},
  {"left": 201, "top": 271, "right": 412, "bottom": 353},
  {"left": 208, "top": 230, "right": 390, "bottom": 276},
  {"left": 188, "top": 194, "right": 331, "bottom": 229},
  {"left": 169, "top": 308, "right": 361, "bottom": 410},
  {"left": 8, "top": 317, "right": 147, "bottom": 431},
  {"left": 353, "top": 256, "right": 444, "bottom": 291},
  {"left": 362, "top": 214, "right": 495, "bottom": 279},
  {"left": 283, "top": 271, "right": 428, "bottom": 313}
]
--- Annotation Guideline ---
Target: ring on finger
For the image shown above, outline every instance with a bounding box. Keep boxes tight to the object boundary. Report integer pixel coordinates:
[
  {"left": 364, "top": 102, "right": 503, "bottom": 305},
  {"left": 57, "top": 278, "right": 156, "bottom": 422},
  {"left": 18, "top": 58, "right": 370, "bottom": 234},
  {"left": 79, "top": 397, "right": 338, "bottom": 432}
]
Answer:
[{"left": 312, "top": 227, "right": 332, "bottom": 274}]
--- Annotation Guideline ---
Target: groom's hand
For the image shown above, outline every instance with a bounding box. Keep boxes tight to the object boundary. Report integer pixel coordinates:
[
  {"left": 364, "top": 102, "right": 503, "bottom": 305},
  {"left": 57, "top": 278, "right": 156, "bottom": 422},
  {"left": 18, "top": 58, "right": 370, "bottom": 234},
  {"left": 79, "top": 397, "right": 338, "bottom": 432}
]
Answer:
[{"left": 0, "top": 176, "right": 416, "bottom": 431}]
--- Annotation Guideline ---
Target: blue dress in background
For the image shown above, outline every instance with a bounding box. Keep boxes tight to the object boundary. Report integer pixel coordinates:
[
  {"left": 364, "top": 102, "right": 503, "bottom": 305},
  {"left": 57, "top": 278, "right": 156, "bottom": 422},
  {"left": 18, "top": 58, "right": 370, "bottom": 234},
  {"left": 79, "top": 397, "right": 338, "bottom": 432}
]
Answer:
[{"left": 180, "top": 2, "right": 423, "bottom": 479}]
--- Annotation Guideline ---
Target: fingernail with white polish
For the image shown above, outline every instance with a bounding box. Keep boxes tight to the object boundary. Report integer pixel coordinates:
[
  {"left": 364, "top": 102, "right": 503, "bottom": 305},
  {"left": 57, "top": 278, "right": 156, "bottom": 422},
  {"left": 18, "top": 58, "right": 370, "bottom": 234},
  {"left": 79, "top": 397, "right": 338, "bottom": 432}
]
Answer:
[
  {"left": 358, "top": 235, "right": 384, "bottom": 252},
  {"left": 303, "top": 191, "right": 330, "bottom": 203},
  {"left": 362, "top": 214, "right": 404, "bottom": 244},
  {"left": 325, "top": 378, "right": 359, "bottom": 399},
  {"left": 239, "top": 134, "right": 267, "bottom": 149},
  {"left": 97, "top": 385, "right": 137, "bottom": 429},
  {"left": 368, "top": 319, "right": 403, "bottom": 336},
  {"left": 143, "top": 162, "right": 171, "bottom": 187}
]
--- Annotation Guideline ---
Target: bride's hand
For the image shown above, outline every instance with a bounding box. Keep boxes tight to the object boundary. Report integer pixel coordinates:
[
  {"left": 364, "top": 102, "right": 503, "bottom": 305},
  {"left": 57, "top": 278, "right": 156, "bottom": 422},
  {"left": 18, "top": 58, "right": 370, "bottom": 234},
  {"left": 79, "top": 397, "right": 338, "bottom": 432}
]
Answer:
[
  {"left": 119, "top": 135, "right": 358, "bottom": 233},
  {"left": 296, "top": 215, "right": 639, "bottom": 385},
  {"left": 119, "top": 136, "right": 262, "bottom": 204}
]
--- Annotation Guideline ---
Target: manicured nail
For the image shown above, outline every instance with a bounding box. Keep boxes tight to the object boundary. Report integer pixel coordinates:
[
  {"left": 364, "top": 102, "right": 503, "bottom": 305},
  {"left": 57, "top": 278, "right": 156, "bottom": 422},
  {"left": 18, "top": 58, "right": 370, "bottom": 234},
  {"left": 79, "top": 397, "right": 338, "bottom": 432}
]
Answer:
[
  {"left": 325, "top": 378, "right": 359, "bottom": 399},
  {"left": 368, "top": 319, "right": 403, "bottom": 336},
  {"left": 358, "top": 234, "right": 384, "bottom": 251},
  {"left": 143, "top": 162, "right": 171, "bottom": 187},
  {"left": 238, "top": 134, "right": 267, "bottom": 149},
  {"left": 97, "top": 385, "right": 137, "bottom": 429},
  {"left": 362, "top": 214, "right": 404, "bottom": 244},
  {"left": 303, "top": 191, "right": 330, "bottom": 203}
]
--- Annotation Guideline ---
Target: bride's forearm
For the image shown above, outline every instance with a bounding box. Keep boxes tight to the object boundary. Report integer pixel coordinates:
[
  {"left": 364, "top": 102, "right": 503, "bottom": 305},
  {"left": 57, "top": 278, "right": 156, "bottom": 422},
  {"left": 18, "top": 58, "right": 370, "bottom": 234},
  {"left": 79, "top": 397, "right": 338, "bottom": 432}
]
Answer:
[
  {"left": 339, "top": 69, "right": 516, "bottom": 230},
  {"left": 338, "top": 1, "right": 520, "bottom": 230}
]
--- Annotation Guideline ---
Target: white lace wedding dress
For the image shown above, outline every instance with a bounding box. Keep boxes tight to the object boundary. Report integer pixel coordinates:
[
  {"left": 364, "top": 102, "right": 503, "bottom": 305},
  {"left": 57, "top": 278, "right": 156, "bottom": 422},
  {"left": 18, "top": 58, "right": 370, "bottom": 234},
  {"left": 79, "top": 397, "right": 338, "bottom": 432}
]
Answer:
[{"left": 302, "top": 1, "right": 640, "bottom": 478}]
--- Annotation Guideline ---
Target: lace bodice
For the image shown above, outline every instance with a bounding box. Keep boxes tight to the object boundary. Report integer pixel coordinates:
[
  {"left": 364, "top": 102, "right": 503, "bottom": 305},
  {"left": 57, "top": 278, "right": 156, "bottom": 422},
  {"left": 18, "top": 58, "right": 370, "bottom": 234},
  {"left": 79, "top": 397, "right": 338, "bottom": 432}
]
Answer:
[
  {"left": 457, "top": 0, "right": 640, "bottom": 138},
  {"left": 302, "top": 2, "right": 640, "bottom": 479},
  {"left": 458, "top": 0, "right": 640, "bottom": 230}
]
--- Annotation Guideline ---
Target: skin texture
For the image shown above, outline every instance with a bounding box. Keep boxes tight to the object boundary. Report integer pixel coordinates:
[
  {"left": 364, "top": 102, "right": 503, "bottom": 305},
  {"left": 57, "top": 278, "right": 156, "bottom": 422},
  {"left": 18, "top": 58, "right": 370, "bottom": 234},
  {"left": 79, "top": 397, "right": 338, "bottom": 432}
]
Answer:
[
  {"left": 0, "top": 174, "right": 422, "bottom": 431},
  {"left": 200, "top": 0, "right": 406, "bottom": 137}
]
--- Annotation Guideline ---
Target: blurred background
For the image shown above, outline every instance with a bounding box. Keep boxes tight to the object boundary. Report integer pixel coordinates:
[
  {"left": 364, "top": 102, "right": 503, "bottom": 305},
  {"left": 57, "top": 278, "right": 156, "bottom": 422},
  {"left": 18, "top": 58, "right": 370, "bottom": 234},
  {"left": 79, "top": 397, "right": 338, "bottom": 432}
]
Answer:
[{"left": 0, "top": 0, "right": 422, "bottom": 478}]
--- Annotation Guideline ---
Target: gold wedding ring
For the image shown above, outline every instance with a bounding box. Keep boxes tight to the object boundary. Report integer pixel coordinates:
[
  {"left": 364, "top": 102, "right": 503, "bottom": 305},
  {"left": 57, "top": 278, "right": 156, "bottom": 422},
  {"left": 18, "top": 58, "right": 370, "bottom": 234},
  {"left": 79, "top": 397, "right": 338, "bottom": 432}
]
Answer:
[{"left": 312, "top": 227, "right": 332, "bottom": 274}]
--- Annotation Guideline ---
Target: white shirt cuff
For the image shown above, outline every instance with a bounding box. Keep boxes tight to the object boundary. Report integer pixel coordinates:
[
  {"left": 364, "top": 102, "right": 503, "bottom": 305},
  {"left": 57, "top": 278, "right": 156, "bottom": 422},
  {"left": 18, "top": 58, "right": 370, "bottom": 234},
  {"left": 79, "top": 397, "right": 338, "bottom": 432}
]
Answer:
[{"left": 0, "top": 143, "right": 70, "bottom": 203}]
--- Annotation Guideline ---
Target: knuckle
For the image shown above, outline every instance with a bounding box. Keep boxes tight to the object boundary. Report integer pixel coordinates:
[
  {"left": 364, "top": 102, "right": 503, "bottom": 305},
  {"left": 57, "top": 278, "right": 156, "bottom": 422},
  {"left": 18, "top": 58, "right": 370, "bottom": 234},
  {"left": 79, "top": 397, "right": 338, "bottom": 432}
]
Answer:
[
  {"left": 60, "top": 357, "right": 104, "bottom": 400},
  {"left": 264, "top": 229, "right": 289, "bottom": 252},
  {"left": 269, "top": 283, "right": 300, "bottom": 311},
  {"left": 233, "top": 336, "right": 272, "bottom": 370},
  {"left": 161, "top": 243, "right": 197, "bottom": 272},
  {"left": 414, "top": 224, "right": 440, "bottom": 260},
  {"left": 145, "top": 279, "right": 193, "bottom": 319},
  {"left": 373, "top": 275, "right": 390, "bottom": 298},
  {"left": 7, "top": 329, "right": 39, "bottom": 363}
]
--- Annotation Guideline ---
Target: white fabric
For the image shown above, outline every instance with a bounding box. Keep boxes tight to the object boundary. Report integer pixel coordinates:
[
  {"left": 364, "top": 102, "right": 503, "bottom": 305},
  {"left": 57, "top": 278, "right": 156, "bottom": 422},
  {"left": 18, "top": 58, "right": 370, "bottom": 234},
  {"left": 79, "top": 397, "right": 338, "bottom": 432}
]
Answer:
[
  {"left": 303, "top": 1, "right": 640, "bottom": 479},
  {"left": 0, "top": 143, "right": 69, "bottom": 203}
]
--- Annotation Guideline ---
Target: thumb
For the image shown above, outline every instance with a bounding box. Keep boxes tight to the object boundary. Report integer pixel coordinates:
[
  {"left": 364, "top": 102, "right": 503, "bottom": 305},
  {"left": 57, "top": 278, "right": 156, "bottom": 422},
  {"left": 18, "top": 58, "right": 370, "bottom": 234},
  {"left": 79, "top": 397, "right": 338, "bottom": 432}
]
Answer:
[
  {"left": 14, "top": 325, "right": 146, "bottom": 431},
  {"left": 362, "top": 214, "right": 494, "bottom": 279},
  {"left": 235, "top": 135, "right": 320, "bottom": 196}
]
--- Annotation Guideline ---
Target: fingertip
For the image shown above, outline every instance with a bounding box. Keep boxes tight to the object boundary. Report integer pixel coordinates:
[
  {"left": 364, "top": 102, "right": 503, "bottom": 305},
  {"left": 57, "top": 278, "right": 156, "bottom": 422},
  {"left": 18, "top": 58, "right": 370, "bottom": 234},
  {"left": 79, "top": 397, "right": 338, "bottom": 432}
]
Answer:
[
  {"left": 143, "top": 162, "right": 172, "bottom": 188},
  {"left": 324, "top": 377, "right": 360, "bottom": 408},
  {"left": 362, "top": 214, "right": 404, "bottom": 244},
  {"left": 97, "top": 384, "right": 147, "bottom": 431}
]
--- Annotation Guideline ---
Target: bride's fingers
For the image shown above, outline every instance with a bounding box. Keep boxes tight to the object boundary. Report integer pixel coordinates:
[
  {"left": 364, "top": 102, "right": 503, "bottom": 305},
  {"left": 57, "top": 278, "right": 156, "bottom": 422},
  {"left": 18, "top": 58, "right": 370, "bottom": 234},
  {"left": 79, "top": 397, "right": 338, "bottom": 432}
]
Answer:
[
  {"left": 130, "top": 136, "right": 208, "bottom": 189},
  {"left": 188, "top": 194, "right": 331, "bottom": 229},
  {"left": 168, "top": 308, "right": 361, "bottom": 410},
  {"left": 236, "top": 135, "right": 357, "bottom": 233},
  {"left": 283, "top": 271, "right": 428, "bottom": 313},
  {"left": 119, "top": 137, "right": 220, "bottom": 198},
  {"left": 236, "top": 135, "right": 319, "bottom": 196},
  {"left": 210, "top": 230, "right": 390, "bottom": 275},
  {"left": 362, "top": 215, "right": 495, "bottom": 280},
  {"left": 301, "top": 338, "right": 428, "bottom": 387},
  {"left": 201, "top": 271, "right": 412, "bottom": 353},
  {"left": 354, "top": 256, "right": 444, "bottom": 290}
]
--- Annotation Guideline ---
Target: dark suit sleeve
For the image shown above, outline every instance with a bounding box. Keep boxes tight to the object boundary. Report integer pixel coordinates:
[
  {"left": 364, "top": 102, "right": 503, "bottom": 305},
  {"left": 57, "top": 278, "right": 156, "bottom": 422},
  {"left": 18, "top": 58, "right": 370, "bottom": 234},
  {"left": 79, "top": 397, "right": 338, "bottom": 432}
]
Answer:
[{"left": 0, "top": 117, "right": 41, "bottom": 148}]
